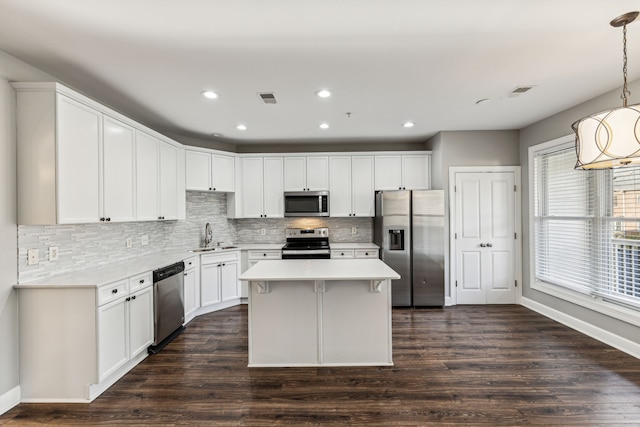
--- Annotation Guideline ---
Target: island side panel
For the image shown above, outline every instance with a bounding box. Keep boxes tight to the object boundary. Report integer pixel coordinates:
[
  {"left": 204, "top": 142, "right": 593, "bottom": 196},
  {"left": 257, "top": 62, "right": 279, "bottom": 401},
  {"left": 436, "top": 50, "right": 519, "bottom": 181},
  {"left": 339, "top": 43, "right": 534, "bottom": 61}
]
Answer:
[
  {"left": 321, "top": 279, "right": 393, "bottom": 365},
  {"left": 248, "top": 280, "right": 319, "bottom": 366}
]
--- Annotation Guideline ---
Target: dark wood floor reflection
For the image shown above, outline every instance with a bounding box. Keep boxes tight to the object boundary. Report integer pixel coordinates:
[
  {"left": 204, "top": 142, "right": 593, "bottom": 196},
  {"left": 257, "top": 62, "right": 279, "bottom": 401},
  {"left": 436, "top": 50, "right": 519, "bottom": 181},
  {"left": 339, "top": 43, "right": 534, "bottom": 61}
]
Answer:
[{"left": 3, "top": 305, "right": 640, "bottom": 425}]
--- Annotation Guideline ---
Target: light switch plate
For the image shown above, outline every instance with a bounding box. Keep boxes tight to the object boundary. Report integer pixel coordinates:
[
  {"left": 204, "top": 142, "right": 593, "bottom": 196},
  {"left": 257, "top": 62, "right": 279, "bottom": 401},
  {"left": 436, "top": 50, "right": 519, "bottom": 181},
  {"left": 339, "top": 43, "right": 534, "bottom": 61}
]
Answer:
[
  {"left": 27, "top": 249, "right": 39, "bottom": 265},
  {"left": 261, "top": 228, "right": 266, "bottom": 236},
  {"left": 141, "top": 235, "right": 149, "bottom": 246},
  {"left": 352, "top": 227, "right": 357, "bottom": 235},
  {"left": 126, "top": 237, "right": 133, "bottom": 248},
  {"left": 49, "top": 246, "right": 58, "bottom": 261}
]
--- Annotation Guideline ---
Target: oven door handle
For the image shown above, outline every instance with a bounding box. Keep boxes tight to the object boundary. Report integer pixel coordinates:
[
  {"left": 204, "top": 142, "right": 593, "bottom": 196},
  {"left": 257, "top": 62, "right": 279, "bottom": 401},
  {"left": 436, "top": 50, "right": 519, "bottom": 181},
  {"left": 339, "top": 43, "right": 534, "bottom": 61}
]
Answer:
[{"left": 282, "top": 249, "right": 331, "bottom": 255}]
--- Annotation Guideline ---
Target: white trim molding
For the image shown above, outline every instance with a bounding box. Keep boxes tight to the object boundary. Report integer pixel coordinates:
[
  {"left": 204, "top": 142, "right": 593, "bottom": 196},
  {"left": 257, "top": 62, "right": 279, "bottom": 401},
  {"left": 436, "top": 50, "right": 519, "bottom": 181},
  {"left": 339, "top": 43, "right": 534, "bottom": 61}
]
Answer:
[
  {"left": 522, "top": 297, "right": 640, "bottom": 360},
  {"left": 0, "top": 385, "right": 20, "bottom": 416}
]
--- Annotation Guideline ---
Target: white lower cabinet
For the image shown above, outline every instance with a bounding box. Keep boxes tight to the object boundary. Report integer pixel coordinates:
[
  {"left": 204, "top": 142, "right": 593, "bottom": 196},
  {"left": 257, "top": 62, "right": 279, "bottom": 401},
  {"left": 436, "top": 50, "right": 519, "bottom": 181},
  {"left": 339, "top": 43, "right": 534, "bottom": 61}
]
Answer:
[
  {"left": 183, "top": 256, "right": 200, "bottom": 324},
  {"left": 244, "top": 250, "right": 282, "bottom": 298},
  {"left": 200, "top": 251, "right": 240, "bottom": 308},
  {"left": 18, "top": 270, "right": 154, "bottom": 402}
]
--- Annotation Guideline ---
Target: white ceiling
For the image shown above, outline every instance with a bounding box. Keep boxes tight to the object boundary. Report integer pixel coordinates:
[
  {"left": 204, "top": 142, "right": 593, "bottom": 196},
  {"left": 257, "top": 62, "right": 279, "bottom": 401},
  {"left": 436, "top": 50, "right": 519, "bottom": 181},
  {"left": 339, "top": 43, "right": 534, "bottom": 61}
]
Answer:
[{"left": 1, "top": 0, "right": 639, "bottom": 146}]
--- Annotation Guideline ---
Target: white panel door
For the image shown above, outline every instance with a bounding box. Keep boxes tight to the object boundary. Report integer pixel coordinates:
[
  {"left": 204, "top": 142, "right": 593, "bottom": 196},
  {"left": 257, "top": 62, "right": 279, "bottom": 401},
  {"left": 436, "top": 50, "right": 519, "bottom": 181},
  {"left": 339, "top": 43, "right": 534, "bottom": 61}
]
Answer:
[
  {"left": 220, "top": 261, "right": 239, "bottom": 301},
  {"left": 185, "top": 151, "right": 211, "bottom": 191},
  {"left": 128, "top": 286, "right": 154, "bottom": 358},
  {"left": 97, "top": 298, "right": 128, "bottom": 382},
  {"left": 241, "top": 157, "right": 265, "bottom": 218},
  {"left": 401, "top": 155, "right": 430, "bottom": 190},
  {"left": 306, "top": 156, "right": 329, "bottom": 190},
  {"left": 102, "top": 116, "right": 136, "bottom": 222},
  {"left": 283, "top": 156, "right": 306, "bottom": 191},
  {"left": 211, "top": 154, "right": 235, "bottom": 192},
  {"left": 263, "top": 157, "right": 284, "bottom": 217},
  {"left": 56, "top": 95, "right": 101, "bottom": 223},
  {"left": 200, "top": 264, "right": 221, "bottom": 307},
  {"left": 329, "top": 156, "right": 352, "bottom": 217},
  {"left": 351, "top": 156, "right": 375, "bottom": 217},
  {"left": 184, "top": 267, "right": 199, "bottom": 322},
  {"left": 135, "top": 131, "right": 159, "bottom": 221},
  {"left": 455, "top": 171, "right": 516, "bottom": 304},
  {"left": 374, "top": 155, "right": 402, "bottom": 190},
  {"left": 159, "top": 142, "right": 178, "bottom": 220}
]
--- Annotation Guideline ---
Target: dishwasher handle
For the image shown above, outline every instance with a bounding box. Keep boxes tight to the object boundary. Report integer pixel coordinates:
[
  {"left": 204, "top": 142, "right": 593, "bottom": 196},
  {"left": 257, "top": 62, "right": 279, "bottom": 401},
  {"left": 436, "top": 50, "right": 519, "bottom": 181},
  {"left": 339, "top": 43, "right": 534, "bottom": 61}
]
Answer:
[{"left": 153, "top": 261, "right": 185, "bottom": 282}]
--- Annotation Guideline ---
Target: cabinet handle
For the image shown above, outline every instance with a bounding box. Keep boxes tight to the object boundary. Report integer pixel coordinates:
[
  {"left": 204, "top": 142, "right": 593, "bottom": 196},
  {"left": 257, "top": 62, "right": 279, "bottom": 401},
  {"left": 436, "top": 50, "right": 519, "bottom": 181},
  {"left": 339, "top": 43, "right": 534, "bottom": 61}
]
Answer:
[
  {"left": 365, "top": 252, "right": 369, "bottom": 256},
  {"left": 140, "top": 279, "right": 144, "bottom": 284},
  {"left": 480, "top": 243, "right": 486, "bottom": 247},
  {"left": 341, "top": 252, "right": 344, "bottom": 256},
  {"left": 213, "top": 188, "right": 216, "bottom": 191},
  {"left": 106, "top": 217, "right": 111, "bottom": 222},
  {"left": 112, "top": 289, "right": 118, "bottom": 294},
  {"left": 131, "top": 295, "right": 136, "bottom": 300},
  {"left": 263, "top": 253, "right": 267, "bottom": 256},
  {"left": 126, "top": 297, "right": 130, "bottom": 301},
  {"left": 222, "top": 263, "right": 226, "bottom": 266},
  {"left": 486, "top": 243, "right": 493, "bottom": 247}
]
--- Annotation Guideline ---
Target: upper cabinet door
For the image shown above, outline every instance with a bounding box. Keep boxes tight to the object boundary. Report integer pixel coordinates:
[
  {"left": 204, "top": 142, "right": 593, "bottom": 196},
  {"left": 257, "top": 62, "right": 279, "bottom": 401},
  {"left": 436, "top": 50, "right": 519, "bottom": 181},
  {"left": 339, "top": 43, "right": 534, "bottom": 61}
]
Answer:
[
  {"left": 374, "top": 156, "right": 402, "bottom": 191},
  {"left": 102, "top": 116, "right": 136, "bottom": 222},
  {"left": 329, "top": 156, "right": 352, "bottom": 217},
  {"left": 306, "top": 156, "right": 329, "bottom": 191},
  {"left": 159, "top": 142, "right": 178, "bottom": 220},
  {"left": 263, "top": 157, "right": 284, "bottom": 217},
  {"left": 56, "top": 95, "right": 102, "bottom": 224},
  {"left": 283, "top": 157, "right": 306, "bottom": 191},
  {"left": 185, "top": 150, "right": 211, "bottom": 191},
  {"left": 241, "top": 157, "right": 265, "bottom": 218},
  {"left": 135, "top": 131, "right": 159, "bottom": 221},
  {"left": 401, "top": 155, "right": 430, "bottom": 190},
  {"left": 211, "top": 154, "right": 235, "bottom": 192},
  {"left": 351, "top": 156, "right": 375, "bottom": 216}
]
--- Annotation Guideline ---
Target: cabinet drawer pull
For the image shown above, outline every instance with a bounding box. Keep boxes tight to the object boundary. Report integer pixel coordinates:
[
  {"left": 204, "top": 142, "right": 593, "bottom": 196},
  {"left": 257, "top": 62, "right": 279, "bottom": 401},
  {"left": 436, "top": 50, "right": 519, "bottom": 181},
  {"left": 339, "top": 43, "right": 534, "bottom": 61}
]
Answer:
[
  {"left": 139, "top": 279, "right": 145, "bottom": 284},
  {"left": 112, "top": 289, "right": 118, "bottom": 294},
  {"left": 131, "top": 295, "right": 136, "bottom": 300}
]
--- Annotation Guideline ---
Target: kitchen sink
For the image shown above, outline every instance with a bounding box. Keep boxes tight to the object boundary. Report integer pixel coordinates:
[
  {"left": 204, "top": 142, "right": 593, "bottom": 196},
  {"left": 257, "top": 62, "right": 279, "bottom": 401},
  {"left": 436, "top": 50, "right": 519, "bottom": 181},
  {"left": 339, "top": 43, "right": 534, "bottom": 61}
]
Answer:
[{"left": 190, "top": 246, "right": 238, "bottom": 253}]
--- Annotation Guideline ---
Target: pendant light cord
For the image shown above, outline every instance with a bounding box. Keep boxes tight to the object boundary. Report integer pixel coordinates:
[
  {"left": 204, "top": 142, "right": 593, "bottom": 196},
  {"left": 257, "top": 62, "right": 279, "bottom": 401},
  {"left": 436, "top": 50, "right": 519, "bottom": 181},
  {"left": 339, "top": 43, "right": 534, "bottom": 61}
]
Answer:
[{"left": 622, "top": 22, "right": 630, "bottom": 107}]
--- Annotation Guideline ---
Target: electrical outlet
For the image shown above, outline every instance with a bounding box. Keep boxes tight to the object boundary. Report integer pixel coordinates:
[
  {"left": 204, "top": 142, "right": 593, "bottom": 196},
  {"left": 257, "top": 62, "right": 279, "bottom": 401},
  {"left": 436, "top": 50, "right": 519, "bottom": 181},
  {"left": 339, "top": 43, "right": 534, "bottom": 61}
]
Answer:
[
  {"left": 27, "top": 249, "right": 39, "bottom": 265},
  {"left": 352, "top": 227, "right": 357, "bottom": 235},
  {"left": 141, "top": 235, "right": 149, "bottom": 246},
  {"left": 261, "top": 228, "right": 267, "bottom": 236},
  {"left": 49, "top": 246, "right": 58, "bottom": 261},
  {"left": 126, "top": 237, "right": 133, "bottom": 248}
]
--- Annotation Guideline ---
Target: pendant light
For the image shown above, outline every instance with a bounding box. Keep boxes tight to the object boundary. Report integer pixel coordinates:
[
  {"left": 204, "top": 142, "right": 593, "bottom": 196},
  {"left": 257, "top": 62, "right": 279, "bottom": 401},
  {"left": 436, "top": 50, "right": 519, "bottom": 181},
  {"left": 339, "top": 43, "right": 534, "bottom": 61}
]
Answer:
[{"left": 573, "top": 11, "right": 640, "bottom": 169}]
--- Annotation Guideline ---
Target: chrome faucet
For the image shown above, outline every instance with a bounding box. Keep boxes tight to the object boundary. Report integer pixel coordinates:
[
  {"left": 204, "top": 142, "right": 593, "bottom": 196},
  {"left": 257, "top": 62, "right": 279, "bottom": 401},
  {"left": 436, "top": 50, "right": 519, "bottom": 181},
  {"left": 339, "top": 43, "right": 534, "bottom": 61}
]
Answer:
[{"left": 204, "top": 223, "right": 213, "bottom": 248}]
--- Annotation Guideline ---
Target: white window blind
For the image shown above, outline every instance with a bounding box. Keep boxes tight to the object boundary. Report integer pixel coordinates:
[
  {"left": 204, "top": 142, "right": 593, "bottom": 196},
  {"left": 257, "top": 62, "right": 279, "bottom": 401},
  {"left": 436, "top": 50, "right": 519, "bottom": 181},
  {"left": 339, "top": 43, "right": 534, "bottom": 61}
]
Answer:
[{"left": 533, "top": 144, "right": 640, "bottom": 309}]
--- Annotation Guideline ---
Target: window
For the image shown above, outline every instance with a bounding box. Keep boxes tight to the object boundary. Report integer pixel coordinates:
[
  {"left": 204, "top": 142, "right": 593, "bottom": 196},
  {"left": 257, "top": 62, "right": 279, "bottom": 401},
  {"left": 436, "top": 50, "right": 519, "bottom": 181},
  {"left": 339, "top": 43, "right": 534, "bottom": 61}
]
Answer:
[{"left": 532, "top": 138, "right": 640, "bottom": 310}]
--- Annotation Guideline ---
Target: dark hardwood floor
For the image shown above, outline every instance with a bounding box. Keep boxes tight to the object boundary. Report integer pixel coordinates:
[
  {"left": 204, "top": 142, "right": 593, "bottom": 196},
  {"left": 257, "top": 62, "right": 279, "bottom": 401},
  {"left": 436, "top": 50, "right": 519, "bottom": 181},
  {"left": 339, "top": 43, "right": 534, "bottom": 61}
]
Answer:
[{"left": 3, "top": 305, "right": 640, "bottom": 426}]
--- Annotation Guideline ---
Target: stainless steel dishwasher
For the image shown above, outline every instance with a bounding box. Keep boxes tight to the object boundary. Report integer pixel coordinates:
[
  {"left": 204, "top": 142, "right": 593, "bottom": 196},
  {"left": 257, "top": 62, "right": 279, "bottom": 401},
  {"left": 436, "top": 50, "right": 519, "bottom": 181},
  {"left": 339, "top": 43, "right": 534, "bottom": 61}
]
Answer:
[{"left": 148, "top": 261, "right": 185, "bottom": 354}]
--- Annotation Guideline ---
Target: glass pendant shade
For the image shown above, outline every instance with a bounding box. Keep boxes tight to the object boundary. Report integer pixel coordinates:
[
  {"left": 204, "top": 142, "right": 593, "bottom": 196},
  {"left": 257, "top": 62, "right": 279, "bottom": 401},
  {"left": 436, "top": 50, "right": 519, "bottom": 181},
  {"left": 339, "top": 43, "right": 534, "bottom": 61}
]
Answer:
[{"left": 573, "top": 103, "right": 640, "bottom": 169}]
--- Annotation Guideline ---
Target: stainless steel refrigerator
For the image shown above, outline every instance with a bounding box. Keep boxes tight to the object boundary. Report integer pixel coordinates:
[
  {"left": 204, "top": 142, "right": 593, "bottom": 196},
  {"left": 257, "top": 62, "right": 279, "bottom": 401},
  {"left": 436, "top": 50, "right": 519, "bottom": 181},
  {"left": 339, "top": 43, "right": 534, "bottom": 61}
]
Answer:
[{"left": 374, "top": 190, "right": 445, "bottom": 307}]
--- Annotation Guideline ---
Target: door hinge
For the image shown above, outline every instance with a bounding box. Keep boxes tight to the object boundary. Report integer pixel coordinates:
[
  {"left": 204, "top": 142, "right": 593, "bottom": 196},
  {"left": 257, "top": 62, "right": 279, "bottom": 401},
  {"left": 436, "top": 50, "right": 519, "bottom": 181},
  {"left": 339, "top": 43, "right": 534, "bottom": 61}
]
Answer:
[
  {"left": 455, "top": 280, "right": 458, "bottom": 287},
  {"left": 514, "top": 232, "right": 517, "bottom": 239},
  {"left": 515, "top": 280, "right": 518, "bottom": 287},
  {"left": 514, "top": 184, "right": 517, "bottom": 192},
  {"left": 455, "top": 232, "right": 457, "bottom": 239},
  {"left": 454, "top": 185, "right": 457, "bottom": 192}
]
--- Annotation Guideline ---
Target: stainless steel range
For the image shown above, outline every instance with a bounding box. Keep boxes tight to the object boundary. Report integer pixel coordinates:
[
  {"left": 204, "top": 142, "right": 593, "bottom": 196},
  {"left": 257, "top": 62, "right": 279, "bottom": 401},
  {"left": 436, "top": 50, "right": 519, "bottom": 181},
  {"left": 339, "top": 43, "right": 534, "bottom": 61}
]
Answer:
[{"left": 281, "top": 228, "right": 330, "bottom": 259}]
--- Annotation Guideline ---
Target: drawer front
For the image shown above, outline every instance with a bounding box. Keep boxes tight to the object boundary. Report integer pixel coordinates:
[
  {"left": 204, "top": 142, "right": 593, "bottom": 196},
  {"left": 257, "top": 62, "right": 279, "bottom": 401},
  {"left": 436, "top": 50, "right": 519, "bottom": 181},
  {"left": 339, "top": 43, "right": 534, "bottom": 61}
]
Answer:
[
  {"left": 98, "top": 279, "right": 129, "bottom": 306},
  {"left": 248, "top": 250, "right": 281, "bottom": 260},
  {"left": 129, "top": 271, "right": 152, "bottom": 292},
  {"left": 355, "top": 249, "right": 378, "bottom": 258},
  {"left": 183, "top": 256, "right": 199, "bottom": 270},
  {"left": 201, "top": 250, "right": 240, "bottom": 265},
  {"left": 331, "top": 250, "right": 354, "bottom": 259}
]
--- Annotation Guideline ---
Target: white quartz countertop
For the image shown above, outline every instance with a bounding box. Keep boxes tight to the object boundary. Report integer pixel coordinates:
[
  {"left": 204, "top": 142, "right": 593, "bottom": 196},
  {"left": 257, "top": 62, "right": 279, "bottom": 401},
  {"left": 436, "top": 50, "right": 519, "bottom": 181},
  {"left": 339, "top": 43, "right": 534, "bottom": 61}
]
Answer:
[
  {"left": 239, "top": 259, "right": 399, "bottom": 281},
  {"left": 16, "top": 250, "right": 193, "bottom": 289}
]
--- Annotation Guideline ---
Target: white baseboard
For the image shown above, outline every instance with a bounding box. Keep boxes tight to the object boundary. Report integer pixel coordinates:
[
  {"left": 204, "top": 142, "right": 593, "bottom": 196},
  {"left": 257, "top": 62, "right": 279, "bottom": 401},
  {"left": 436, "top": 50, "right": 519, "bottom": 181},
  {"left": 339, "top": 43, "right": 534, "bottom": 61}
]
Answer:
[
  {"left": 522, "top": 297, "right": 640, "bottom": 360},
  {"left": 0, "top": 385, "right": 20, "bottom": 416},
  {"left": 445, "top": 296, "right": 452, "bottom": 306}
]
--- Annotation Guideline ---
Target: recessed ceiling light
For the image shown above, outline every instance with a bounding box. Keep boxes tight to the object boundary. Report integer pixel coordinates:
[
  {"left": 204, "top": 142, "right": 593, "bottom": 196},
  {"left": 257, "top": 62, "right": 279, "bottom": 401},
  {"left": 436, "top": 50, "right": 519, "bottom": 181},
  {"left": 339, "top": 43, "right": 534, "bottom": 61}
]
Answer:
[
  {"left": 316, "top": 89, "right": 331, "bottom": 98},
  {"left": 236, "top": 124, "right": 247, "bottom": 131},
  {"left": 403, "top": 121, "right": 415, "bottom": 128},
  {"left": 201, "top": 90, "right": 219, "bottom": 99},
  {"left": 319, "top": 123, "right": 330, "bottom": 129},
  {"left": 211, "top": 133, "right": 224, "bottom": 138}
]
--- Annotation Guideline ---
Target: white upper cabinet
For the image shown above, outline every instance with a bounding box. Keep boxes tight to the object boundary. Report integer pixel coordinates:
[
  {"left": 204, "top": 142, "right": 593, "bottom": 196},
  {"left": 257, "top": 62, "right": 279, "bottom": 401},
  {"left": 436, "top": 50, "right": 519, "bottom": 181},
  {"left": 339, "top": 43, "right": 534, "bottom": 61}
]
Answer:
[
  {"left": 374, "top": 154, "right": 430, "bottom": 190},
  {"left": 241, "top": 156, "right": 284, "bottom": 218},
  {"left": 135, "top": 131, "right": 160, "bottom": 221},
  {"left": 159, "top": 141, "right": 179, "bottom": 220},
  {"left": 284, "top": 156, "right": 328, "bottom": 191},
  {"left": 56, "top": 95, "right": 102, "bottom": 224},
  {"left": 102, "top": 116, "right": 136, "bottom": 222},
  {"left": 329, "top": 155, "right": 374, "bottom": 217},
  {"left": 185, "top": 149, "right": 234, "bottom": 192},
  {"left": 13, "top": 82, "right": 185, "bottom": 225}
]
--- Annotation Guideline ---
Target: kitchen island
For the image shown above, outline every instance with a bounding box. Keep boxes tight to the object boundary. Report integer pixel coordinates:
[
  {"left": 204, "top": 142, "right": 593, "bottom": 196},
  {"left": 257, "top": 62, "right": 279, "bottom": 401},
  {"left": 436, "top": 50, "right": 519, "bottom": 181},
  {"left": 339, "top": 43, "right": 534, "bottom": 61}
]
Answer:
[{"left": 239, "top": 259, "right": 400, "bottom": 367}]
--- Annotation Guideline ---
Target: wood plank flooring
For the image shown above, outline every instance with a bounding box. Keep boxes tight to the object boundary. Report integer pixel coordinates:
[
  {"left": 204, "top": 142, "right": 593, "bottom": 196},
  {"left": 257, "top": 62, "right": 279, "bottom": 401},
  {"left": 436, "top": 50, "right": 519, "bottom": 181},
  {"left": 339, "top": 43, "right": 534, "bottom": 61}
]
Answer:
[{"left": 2, "top": 305, "right": 640, "bottom": 426}]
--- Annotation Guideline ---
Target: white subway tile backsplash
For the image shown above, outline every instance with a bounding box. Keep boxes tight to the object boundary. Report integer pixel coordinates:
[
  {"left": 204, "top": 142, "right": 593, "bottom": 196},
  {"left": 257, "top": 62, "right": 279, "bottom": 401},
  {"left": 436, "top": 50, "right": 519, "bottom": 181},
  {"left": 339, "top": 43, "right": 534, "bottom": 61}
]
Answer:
[{"left": 17, "top": 192, "right": 374, "bottom": 283}]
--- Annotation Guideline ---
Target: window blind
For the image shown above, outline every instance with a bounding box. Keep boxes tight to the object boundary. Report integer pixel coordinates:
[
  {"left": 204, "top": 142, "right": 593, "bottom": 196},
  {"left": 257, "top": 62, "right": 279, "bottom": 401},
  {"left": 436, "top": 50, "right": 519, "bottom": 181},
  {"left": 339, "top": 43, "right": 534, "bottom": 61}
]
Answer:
[{"left": 533, "top": 144, "right": 640, "bottom": 309}]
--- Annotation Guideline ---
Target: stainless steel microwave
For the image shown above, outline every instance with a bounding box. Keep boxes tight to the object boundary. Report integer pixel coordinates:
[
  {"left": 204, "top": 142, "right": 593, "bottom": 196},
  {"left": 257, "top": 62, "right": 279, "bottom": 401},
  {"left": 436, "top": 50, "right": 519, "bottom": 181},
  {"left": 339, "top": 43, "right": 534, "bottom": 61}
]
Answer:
[{"left": 284, "top": 191, "right": 329, "bottom": 217}]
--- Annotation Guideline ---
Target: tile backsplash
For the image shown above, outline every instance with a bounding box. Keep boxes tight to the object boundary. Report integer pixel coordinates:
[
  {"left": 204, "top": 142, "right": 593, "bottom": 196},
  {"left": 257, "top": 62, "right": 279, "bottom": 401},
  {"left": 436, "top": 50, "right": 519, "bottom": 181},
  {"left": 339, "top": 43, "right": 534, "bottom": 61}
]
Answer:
[{"left": 17, "top": 192, "right": 374, "bottom": 283}]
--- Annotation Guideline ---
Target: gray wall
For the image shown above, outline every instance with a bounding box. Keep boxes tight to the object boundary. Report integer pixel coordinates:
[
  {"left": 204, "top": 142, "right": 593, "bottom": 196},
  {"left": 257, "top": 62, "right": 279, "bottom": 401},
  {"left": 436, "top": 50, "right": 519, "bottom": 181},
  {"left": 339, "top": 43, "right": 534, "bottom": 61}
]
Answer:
[
  {"left": 519, "top": 79, "right": 640, "bottom": 346},
  {"left": 427, "top": 130, "right": 520, "bottom": 298},
  {"left": 0, "top": 51, "right": 55, "bottom": 409}
]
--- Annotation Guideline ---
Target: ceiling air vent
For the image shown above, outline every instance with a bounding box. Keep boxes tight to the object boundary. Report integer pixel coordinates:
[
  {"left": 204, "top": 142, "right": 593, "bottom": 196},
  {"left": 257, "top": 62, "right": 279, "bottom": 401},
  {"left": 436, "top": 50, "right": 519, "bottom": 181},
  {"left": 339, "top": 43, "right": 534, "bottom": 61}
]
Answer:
[
  {"left": 511, "top": 86, "right": 534, "bottom": 95},
  {"left": 258, "top": 92, "right": 277, "bottom": 104}
]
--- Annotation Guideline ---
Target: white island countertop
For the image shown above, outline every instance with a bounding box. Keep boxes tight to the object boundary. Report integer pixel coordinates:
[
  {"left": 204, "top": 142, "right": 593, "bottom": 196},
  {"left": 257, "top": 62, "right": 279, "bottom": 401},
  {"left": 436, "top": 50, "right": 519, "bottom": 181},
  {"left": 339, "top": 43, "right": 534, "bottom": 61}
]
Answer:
[{"left": 239, "top": 259, "right": 399, "bottom": 282}]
